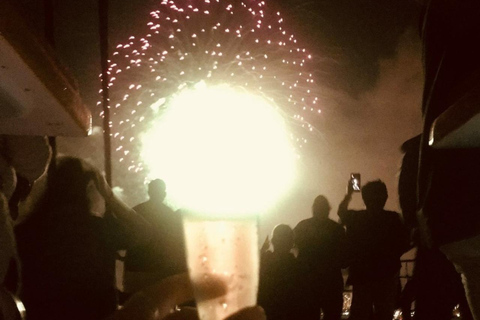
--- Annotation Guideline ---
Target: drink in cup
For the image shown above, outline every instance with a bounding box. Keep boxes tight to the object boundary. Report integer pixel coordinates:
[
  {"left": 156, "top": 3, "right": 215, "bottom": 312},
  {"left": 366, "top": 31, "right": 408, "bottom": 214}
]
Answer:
[{"left": 183, "top": 216, "right": 259, "bottom": 320}]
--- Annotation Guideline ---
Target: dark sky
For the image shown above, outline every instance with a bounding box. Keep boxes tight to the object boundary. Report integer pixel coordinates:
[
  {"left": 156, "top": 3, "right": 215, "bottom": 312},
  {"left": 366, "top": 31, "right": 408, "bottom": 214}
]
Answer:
[
  {"left": 276, "top": 0, "right": 422, "bottom": 95},
  {"left": 11, "top": 0, "right": 424, "bottom": 237}
]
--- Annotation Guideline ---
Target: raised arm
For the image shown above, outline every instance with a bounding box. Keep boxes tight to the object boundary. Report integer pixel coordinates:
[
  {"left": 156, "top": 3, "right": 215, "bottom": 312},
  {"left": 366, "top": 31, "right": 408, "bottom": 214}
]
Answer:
[
  {"left": 338, "top": 183, "right": 354, "bottom": 225},
  {"left": 93, "top": 170, "right": 152, "bottom": 247}
]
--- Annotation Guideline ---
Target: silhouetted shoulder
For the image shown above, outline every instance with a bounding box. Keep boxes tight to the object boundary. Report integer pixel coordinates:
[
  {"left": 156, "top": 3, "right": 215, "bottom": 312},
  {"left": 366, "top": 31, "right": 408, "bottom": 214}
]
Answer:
[
  {"left": 293, "top": 217, "right": 313, "bottom": 231},
  {"left": 327, "top": 218, "right": 343, "bottom": 226},
  {"left": 327, "top": 218, "right": 345, "bottom": 232},
  {"left": 383, "top": 210, "right": 402, "bottom": 221},
  {"left": 132, "top": 201, "right": 149, "bottom": 216}
]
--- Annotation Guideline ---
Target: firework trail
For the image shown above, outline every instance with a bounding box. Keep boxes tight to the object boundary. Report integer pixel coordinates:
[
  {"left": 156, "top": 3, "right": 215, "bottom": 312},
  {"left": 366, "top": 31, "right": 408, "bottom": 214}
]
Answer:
[{"left": 101, "top": 0, "right": 322, "bottom": 201}]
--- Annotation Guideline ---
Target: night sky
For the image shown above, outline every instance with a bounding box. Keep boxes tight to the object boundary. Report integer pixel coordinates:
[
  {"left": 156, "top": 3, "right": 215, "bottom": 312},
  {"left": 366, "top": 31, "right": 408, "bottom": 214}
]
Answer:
[{"left": 11, "top": 0, "right": 424, "bottom": 238}]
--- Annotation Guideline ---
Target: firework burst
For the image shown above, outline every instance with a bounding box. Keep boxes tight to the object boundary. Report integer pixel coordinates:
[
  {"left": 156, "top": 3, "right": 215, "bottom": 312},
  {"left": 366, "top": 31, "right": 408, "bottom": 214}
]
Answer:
[{"left": 101, "top": 0, "right": 322, "bottom": 201}]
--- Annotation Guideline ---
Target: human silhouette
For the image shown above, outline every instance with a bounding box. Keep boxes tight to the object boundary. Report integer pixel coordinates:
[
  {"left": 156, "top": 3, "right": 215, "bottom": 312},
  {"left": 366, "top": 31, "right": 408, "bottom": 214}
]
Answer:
[
  {"left": 0, "top": 136, "right": 51, "bottom": 294},
  {"left": 338, "top": 180, "right": 409, "bottom": 320},
  {"left": 15, "top": 156, "right": 151, "bottom": 320},
  {"left": 294, "top": 195, "right": 347, "bottom": 320},
  {"left": 124, "top": 179, "right": 186, "bottom": 295},
  {"left": 258, "top": 224, "right": 299, "bottom": 320}
]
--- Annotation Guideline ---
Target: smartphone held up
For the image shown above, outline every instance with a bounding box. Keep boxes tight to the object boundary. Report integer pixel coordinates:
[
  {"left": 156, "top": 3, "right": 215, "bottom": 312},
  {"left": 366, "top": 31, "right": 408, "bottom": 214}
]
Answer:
[{"left": 350, "top": 173, "right": 361, "bottom": 192}]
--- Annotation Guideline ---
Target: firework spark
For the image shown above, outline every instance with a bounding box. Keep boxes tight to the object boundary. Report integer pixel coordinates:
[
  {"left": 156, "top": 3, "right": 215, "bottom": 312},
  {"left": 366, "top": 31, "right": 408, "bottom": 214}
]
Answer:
[{"left": 101, "top": 0, "right": 322, "bottom": 200}]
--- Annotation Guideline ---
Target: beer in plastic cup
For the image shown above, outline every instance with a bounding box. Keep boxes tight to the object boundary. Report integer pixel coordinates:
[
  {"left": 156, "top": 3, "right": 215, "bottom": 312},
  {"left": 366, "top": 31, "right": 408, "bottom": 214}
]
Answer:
[{"left": 183, "top": 216, "right": 259, "bottom": 320}]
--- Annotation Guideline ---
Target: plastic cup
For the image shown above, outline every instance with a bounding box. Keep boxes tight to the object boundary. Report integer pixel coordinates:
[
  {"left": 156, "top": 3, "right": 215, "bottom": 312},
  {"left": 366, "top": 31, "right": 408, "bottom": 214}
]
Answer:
[{"left": 183, "top": 216, "right": 259, "bottom": 320}]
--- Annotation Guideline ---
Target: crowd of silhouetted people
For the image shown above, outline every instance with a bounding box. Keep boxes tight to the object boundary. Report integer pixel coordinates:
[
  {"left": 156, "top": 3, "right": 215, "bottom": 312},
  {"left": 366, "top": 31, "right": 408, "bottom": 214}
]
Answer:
[
  {"left": 257, "top": 178, "right": 474, "bottom": 320},
  {"left": 2, "top": 0, "right": 480, "bottom": 319},
  {"left": 257, "top": 180, "right": 412, "bottom": 320},
  {"left": 0, "top": 143, "right": 446, "bottom": 320},
  {"left": 3, "top": 147, "right": 463, "bottom": 320},
  {"left": 0, "top": 147, "right": 476, "bottom": 320}
]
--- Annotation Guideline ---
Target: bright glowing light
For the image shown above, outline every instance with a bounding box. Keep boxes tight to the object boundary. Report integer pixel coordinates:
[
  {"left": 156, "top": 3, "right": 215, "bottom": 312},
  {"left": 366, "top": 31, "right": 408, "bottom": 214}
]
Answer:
[
  {"left": 142, "top": 82, "right": 296, "bottom": 217},
  {"left": 102, "top": 0, "right": 323, "bottom": 204}
]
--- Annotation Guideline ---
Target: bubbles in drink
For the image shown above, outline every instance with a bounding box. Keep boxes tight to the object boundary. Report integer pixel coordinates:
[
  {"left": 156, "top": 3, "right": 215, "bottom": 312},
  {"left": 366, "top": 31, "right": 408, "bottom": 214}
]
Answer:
[{"left": 183, "top": 217, "right": 259, "bottom": 320}]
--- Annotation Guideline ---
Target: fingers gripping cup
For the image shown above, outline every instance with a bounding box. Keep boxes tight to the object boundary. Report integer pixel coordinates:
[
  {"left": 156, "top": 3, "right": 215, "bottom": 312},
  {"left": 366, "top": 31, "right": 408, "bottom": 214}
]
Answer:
[{"left": 141, "top": 83, "right": 296, "bottom": 320}]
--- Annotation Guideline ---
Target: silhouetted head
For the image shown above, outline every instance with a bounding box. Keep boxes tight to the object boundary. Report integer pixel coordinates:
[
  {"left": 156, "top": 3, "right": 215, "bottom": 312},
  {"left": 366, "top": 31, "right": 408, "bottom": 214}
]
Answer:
[
  {"left": 148, "top": 179, "right": 166, "bottom": 202},
  {"left": 271, "top": 224, "right": 294, "bottom": 254},
  {"left": 312, "top": 195, "right": 330, "bottom": 220},
  {"left": 34, "top": 156, "right": 99, "bottom": 219},
  {"left": 361, "top": 180, "right": 388, "bottom": 211}
]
